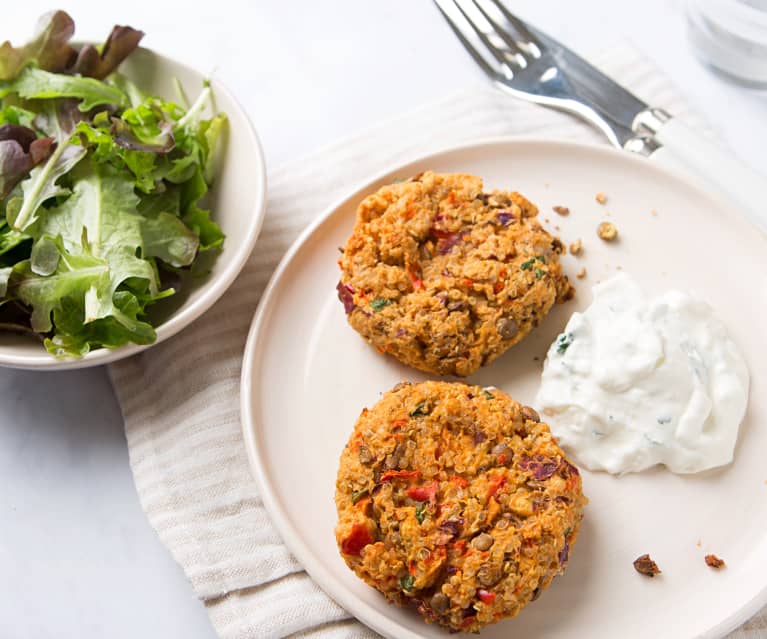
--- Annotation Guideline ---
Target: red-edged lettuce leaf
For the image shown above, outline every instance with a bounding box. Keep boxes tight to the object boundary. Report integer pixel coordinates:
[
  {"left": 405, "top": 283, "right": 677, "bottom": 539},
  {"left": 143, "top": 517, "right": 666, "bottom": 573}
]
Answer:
[
  {"left": 0, "top": 124, "right": 55, "bottom": 199},
  {"left": 0, "top": 11, "right": 76, "bottom": 81},
  {"left": 73, "top": 26, "right": 144, "bottom": 80}
]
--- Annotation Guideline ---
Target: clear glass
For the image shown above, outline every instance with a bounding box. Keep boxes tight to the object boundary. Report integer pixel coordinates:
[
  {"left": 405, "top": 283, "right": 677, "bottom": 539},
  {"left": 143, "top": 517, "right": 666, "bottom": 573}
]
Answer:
[{"left": 687, "top": 0, "right": 767, "bottom": 86}]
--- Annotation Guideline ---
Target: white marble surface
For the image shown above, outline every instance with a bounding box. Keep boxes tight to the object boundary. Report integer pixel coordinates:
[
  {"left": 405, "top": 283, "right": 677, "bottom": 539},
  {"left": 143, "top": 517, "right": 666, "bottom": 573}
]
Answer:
[{"left": 1, "top": 1, "right": 764, "bottom": 637}]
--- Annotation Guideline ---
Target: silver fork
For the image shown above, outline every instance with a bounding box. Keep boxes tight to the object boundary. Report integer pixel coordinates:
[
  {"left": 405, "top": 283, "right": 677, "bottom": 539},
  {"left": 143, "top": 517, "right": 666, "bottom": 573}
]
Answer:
[
  {"left": 433, "top": 0, "right": 650, "bottom": 149},
  {"left": 434, "top": 0, "right": 767, "bottom": 227}
]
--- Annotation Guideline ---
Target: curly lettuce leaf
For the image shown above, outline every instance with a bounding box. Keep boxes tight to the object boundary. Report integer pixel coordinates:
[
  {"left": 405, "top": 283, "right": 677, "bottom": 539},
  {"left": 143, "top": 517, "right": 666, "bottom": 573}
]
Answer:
[
  {"left": 0, "top": 67, "right": 128, "bottom": 111},
  {"left": 74, "top": 119, "right": 158, "bottom": 193},
  {"left": 45, "top": 290, "right": 155, "bottom": 357},
  {"left": 180, "top": 166, "right": 223, "bottom": 251},
  {"left": 13, "top": 242, "right": 107, "bottom": 332},
  {"left": 0, "top": 11, "right": 76, "bottom": 81}
]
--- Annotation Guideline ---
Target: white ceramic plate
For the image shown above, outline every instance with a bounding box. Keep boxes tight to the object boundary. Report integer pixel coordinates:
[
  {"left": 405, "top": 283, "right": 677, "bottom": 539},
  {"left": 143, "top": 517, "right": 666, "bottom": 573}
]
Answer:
[
  {"left": 0, "top": 46, "right": 266, "bottom": 369},
  {"left": 241, "top": 139, "right": 767, "bottom": 639}
]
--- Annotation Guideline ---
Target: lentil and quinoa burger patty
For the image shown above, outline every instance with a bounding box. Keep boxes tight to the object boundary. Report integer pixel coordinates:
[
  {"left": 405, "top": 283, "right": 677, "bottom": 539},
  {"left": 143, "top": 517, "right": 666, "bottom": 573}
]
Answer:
[
  {"left": 335, "top": 381, "right": 587, "bottom": 632},
  {"left": 336, "top": 171, "right": 574, "bottom": 377}
]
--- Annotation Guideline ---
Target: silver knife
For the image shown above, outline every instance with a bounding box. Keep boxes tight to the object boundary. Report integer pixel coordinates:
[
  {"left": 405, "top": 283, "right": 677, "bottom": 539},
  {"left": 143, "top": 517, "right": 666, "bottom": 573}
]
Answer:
[{"left": 435, "top": 0, "right": 766, "bottom": 231}]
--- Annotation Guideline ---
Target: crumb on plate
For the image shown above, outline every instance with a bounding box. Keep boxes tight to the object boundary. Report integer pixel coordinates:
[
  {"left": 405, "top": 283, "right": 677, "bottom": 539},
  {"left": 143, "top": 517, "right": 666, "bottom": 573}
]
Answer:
[
  {"left": 705, "top": 554, "right": 725, "bottom": 569},
  {"left": 597, "top": 221, "right": 618, "bottom": 241},
  {"left": 569, "top": 239, "right": 583, "bottom": 256},
  {"left": 553, "top": 206, "right": 569, "bottom": 216},
  {"left": 595, "top": 192, "right": 607, "bottom": 205},
  {"left": 576, "top": 267, "right": 587, "bottom": 279},
  {"left": 633, "top": 554, "right": 661, "bottom": 577}
]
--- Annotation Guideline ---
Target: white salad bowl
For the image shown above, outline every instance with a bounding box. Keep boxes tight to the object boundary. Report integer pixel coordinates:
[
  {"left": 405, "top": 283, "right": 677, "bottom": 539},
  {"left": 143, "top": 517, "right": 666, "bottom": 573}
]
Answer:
[{"left": 0, "top": 47, "right": 266, "bottom": 370}]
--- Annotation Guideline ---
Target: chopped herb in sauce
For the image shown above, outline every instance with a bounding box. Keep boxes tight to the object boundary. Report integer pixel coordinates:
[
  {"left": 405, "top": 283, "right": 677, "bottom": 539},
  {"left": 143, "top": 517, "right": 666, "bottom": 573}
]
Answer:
[
  {"left": 482, "top": 389, "right": 494, "bottom": 400},
  {"left": 400, "top": 575, "right": 415, "bottom": 590},
  {"left": 410, "top": 401, "right": 429, "bottom": 417},
  {"left": 520, "top": 258, "right": 535, "bottom": 270},
  {"left": 415, "top": 502, "right": 427, "bottom": 524},
  {"left": 370, "top": 298, "right": 391, "bottom": 311},
  {"left": 534, "top": 267, "right": 545, "bottom": 279},
  {"left": 556, "top": 332, "right": 574, "bottom": 354},
  {"left": 535, "top": 255, "right": 546, "bottom": 263},
  {"left": 351, "top": 488, "right": 369, "bottom": 504}
]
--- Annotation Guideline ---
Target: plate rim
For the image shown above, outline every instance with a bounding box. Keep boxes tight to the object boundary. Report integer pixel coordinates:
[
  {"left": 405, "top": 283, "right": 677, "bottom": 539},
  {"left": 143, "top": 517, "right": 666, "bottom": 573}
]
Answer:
[
  {"left": 240, "top": 136, "right": 767, "bottom": 639},
  {"left": 0, "top": 46, "right": 268, "bottom": 370}
]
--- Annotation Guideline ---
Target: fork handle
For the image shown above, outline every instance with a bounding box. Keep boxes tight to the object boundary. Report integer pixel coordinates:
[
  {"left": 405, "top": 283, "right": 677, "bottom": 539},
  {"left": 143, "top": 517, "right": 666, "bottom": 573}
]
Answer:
[{"left": 647, "top": 117, "right": 767, "bottom": 235}]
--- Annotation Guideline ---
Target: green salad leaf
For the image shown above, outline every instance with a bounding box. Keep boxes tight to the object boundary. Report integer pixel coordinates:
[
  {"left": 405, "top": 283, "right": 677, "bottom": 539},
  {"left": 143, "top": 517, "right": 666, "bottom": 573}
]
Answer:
[
  {"left": 6, "top": 141, "right": 86, "bottom": 231},
  {"left": 0, "top": 67, "right": 128, "bottom": 111},
  {"left": 0, "top": 12, "right": 226, "bottom": 358}
]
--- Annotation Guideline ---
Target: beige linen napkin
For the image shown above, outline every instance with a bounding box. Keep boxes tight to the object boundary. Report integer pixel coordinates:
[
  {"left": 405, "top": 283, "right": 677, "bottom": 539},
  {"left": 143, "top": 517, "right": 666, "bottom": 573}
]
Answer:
[{"left": 109, "top": 42, "right": 766, "bottom": 639}]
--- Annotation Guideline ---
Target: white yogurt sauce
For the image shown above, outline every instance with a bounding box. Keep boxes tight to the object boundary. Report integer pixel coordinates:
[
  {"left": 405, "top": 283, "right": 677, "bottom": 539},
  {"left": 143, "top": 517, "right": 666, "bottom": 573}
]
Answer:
[{"left": 535, "top": 273, "right": 749, "bottom": 474}]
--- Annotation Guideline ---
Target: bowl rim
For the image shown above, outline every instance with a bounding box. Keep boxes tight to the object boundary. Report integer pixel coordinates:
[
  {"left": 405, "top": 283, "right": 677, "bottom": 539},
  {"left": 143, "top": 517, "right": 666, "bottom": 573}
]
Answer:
[{"left": 0, "top": 45, "right": 267, "bottom": 370}]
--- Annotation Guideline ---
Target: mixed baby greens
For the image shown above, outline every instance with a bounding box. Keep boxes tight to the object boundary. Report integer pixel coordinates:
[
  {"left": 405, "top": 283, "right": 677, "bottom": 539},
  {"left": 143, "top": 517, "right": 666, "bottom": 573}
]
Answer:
[{"left": 0, "top": 11, "right": 226, "bottom": 357}]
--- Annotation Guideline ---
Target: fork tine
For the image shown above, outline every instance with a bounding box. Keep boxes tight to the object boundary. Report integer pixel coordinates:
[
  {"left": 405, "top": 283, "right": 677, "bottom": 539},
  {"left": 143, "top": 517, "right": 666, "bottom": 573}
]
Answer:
[
  {"left": 483, "top": 0, "right": 544, "bottom": 55},
  {"left": 448, "top": 0, "right": 521, "bottom": 70},
  {"left": 465, "top": 0, "right": 524, "bottom": 57},
  {"left": 433, "top": 0, "right": 501, "bottom": 78}
]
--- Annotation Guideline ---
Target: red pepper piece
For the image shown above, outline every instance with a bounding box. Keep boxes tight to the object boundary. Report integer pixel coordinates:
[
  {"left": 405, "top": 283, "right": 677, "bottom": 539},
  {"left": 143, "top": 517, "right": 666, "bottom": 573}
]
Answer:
[
  {"left": 380, "top": 470, "right": 421, "bottom": 482},
  {"left": 452, "top": 539, "right": 467, "bottom": 555},
  {"left": 477, "top": 589, "right": 496, "bottom": 604},
  {"left": 406, "top": 480, "right": 438, "bottom": 504},
  {"left": 450, "top": 475, "right": 468, "bottom": 488},
  {"left": 487, "top": 473, "right": 506, "bottom": 499},
  {"left": 409, "top": 268, "right": 424, "bottom": 291},
  {"left": 341, "top": 523, "right": 373, "bottom": 556}
]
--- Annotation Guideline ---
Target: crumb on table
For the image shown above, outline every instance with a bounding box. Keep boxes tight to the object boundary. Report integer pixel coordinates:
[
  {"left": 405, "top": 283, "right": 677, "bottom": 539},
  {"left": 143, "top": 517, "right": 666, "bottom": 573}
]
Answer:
[
  {"left": 705, "top": 554, "right": 725, "bottom": 569},
  {"left": 553, "top": 205, "right": 570, "bottom": 216},
  {"left": 633, "top": 554, "right": 661, "bottom": 577},
  {"left": 596, "top": 192, "right": 607, "bottom": 205},
  {"left": 569, "top": 239, "right": 583, "bottom": 255},
  {"left": 597, "top": 221, "right": 618, "bottom": 241},
  {"left": 576, "top": 267, "right": 587, "bottom": 279}
]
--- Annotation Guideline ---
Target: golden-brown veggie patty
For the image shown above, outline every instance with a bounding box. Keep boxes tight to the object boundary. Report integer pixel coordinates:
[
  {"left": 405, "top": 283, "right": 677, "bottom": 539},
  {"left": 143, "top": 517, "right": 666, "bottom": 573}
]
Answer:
[
  {"left": 336, "top": 171, "right": 573, "bottom": 376},
  {"left": 335, "top": 381, "right": 587, "bottom": 632}
]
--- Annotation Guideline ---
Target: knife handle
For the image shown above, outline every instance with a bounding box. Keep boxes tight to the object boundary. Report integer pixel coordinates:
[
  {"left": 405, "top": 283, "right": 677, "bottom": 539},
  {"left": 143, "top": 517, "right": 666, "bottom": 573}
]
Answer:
[{"left": 648, "top": 118, "right": 767, "bottom": 235}]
